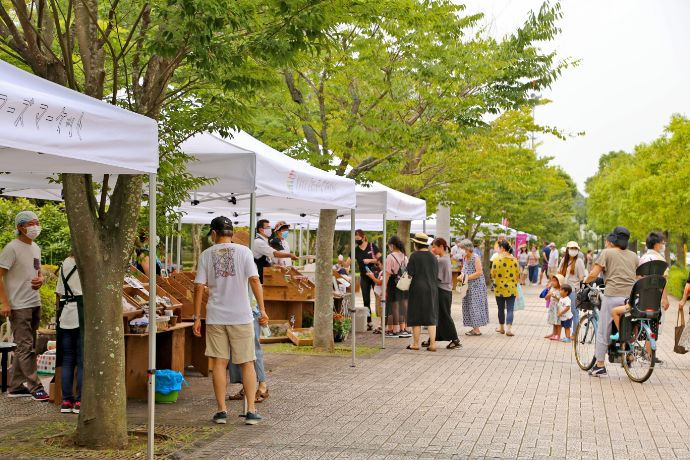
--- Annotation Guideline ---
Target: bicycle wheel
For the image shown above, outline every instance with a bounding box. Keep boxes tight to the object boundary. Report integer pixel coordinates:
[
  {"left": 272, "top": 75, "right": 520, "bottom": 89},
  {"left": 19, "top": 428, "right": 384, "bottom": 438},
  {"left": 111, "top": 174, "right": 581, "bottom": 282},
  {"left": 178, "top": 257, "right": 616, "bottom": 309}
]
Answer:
[
  {"left": 622, "top": 324, "right": 655, "bottom": 383},
  {"left": 574, "top": 313, "right": 596, "bottom": 371}
]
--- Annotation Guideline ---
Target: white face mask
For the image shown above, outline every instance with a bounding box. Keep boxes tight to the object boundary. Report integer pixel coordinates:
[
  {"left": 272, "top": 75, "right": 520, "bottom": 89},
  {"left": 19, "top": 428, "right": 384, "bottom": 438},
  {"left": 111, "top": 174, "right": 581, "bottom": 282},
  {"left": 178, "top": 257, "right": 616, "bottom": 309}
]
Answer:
[
  {"left": 261, "top": 228, "right": 271, "bottom": 237},
  {"left": 568, "top": 249, "right": 578, "bottom": 258},
  {"left": 25, "top": 225, "right": 41, "bottom": 240},
  {"left": 658, "top": 244, "right": 666, "bottom": 254}
]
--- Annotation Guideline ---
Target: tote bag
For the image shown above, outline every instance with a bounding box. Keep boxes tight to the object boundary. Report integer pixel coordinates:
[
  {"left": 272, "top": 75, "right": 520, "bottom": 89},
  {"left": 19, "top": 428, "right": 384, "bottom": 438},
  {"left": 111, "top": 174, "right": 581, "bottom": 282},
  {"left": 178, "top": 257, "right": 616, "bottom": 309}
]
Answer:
[
  {"left": 675, "top": 308, "right": 689, "bottom": 354},
  {"left": 514, "top": 284, "right": 526, "bottom": 311},
  {"left": 455, "top": 274, "right": 468, "bottom": 303},
  {"left": 396, "top": 272, "right": 412, "bottom": 291}
]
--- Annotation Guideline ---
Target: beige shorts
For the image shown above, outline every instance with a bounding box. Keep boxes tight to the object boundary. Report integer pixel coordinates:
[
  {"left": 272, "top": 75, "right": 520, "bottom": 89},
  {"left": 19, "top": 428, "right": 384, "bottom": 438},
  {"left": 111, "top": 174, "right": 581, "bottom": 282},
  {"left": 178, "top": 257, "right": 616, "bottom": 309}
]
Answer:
[{"left": 205, "top": 323, "right": 256, "bottom": 364}]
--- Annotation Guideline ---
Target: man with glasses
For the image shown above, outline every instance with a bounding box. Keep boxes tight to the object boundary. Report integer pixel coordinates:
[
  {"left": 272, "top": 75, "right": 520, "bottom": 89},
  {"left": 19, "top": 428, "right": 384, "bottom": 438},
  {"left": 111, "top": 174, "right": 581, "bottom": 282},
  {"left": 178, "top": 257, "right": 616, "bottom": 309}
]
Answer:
[{"left": 252, "top": 219, "right": 297, "bottom": 283}]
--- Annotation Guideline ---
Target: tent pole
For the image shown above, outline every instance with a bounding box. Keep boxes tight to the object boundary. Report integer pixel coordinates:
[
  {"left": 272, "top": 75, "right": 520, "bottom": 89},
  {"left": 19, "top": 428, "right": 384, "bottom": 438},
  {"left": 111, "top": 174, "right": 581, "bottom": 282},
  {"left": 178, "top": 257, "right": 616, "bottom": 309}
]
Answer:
[
  {"left": 381, "top": 212, "right": 387, "bottom": 349},
  {"left": 350, "top": 209, "right": 356, "bottom": 367},
  {"left": 423, "top": 219, "right": 427, "bottom": 234},
  {"left": 298, "top": 226, "right": 303, "bottom": 265},
  {"left": 249, "top": 192, "right": 256, "bottom": 252},
  {"left": 164, "top": 235, "right": 169, "bottom": 274},
  {"left": 176, "top": 220, "right": 182, "bottom": 272},
  {"left": 147, "top": 174, "right": 158, "bottom": 460}
]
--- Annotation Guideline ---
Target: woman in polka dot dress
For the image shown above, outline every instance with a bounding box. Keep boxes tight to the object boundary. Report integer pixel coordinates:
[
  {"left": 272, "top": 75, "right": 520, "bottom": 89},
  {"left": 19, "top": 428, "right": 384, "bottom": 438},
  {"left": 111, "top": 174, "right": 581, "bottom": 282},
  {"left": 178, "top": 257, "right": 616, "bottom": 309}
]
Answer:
[{"left": 459, "top": 239, "right": 489, "bottom": 336}]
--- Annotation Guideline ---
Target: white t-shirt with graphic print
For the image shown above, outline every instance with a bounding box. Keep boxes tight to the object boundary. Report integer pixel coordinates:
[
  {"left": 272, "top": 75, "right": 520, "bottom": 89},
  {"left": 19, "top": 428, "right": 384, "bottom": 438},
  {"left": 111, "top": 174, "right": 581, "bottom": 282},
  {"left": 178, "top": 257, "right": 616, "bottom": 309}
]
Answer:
[{"left": 195, "top": 243, "right": 258, "bottom": 325}]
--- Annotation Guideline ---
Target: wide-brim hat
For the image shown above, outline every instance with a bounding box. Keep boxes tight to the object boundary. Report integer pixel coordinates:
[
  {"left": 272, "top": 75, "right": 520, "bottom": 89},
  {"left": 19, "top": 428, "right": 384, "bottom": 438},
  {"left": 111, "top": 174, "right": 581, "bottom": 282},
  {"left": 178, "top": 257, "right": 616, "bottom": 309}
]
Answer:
[
  {"left": 551, "top": 274, "right": 567, "bottom": 287},
  {"left": 411, "top": 232, "right": 431, "bottom": 246},
  {"left": 606, "top": 226, "right": 630, "bottom": 248},
  {"left": 274, "top": 220, "right": 290, "bottom": 232},
  {"left": 566, "top": 241, "right": 580, "bottom": 250}
]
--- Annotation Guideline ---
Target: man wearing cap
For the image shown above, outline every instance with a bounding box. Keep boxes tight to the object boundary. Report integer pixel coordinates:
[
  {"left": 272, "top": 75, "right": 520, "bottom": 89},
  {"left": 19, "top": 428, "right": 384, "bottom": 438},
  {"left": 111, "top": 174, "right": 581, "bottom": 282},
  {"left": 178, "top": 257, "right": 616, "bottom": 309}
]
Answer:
[
  {"left": 584, "top": 226, "right": 639, "bottom": 377},
  {"left": 193, "top": 216, "right": 269, "bottom": 425},
  {"left": 269, "top": 221, "right": 298, "bottom": 267},
  {"left": 253, "top": 219, "right": 298, "bottom": 283},
  {"left": 0, "top": 211, "right": 48, "bottom": 400}
]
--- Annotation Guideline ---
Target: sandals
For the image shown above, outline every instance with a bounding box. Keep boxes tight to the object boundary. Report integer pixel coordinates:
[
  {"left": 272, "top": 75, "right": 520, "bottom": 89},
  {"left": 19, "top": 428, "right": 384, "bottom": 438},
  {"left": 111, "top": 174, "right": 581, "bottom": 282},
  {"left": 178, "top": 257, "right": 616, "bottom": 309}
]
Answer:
[
  {"left": 406, "top": 345, "right": 420, "bottom": 351},
  {"left": 421, "top": 340, "right": 430, "bottom": 347},
  {"left": 427, "top": 347, "right": 437, "bottom": 352},
  {"left": 228, "top": 388, "right": 265, "bottom": 404},
  {"left": 228, "top": 389, "right": 245, "bottom": 401},
  {"left": 495, "top": 328, "right": 505, "bottom": 334},
  {"left": 446, "top": 340, "right": 461, "bottom": 349},
  {"left": 465, "top": 330, "right": 481, "bottom": 336},
  {"left": 506, "top": 331, "right": 514, "bottom": 337},
  {"left": 372, "top": 327, "right": 382, "bottom": 334}
]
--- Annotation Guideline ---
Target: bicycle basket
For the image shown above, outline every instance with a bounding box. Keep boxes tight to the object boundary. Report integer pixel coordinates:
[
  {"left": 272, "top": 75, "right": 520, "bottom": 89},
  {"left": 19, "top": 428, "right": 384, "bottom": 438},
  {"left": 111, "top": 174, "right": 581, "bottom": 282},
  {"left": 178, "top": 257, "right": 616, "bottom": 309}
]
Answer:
[{"left": 576, "top": 286, "right": 596, "bottom": 311}]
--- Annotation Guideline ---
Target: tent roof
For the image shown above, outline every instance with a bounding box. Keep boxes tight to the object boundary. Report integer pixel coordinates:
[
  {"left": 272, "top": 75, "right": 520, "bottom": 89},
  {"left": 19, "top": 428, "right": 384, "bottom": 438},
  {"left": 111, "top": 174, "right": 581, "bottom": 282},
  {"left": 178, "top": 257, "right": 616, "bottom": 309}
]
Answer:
[
  {"left": 354, "top": 182, "right": 426, "bottom": 220},
  {"left": 0, "top": 61, "right": 157, "bottom": 174},
  {"left": 182, "top": 131, "right": 356, "bottom": 212}
]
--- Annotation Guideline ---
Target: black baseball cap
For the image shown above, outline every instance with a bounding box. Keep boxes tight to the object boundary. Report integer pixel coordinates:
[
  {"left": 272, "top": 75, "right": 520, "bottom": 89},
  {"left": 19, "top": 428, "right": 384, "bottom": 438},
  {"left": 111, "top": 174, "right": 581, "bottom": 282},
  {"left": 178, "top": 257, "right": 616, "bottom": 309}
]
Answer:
[
  {"left": 606, "top": 226, "right": 630, "bottom": 249},
  {"left": 208, "top": 216, "right": 234, "bottom": 236}
]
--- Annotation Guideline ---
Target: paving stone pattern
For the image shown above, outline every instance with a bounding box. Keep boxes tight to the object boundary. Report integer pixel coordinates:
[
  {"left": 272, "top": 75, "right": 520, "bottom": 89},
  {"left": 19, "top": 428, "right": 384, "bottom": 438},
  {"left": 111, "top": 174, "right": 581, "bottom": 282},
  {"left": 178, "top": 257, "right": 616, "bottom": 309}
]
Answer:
[
  {"left": 3, "top": 285, "right": 690, "bottom": 459},
  {"left": 184, "top": 284, "right": 690, "bottom": 459}
]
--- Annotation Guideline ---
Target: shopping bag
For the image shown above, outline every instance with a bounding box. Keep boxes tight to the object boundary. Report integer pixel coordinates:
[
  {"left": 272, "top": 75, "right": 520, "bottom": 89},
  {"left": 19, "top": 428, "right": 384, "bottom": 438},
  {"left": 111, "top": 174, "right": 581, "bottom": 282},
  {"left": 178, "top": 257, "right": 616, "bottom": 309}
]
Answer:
[
  {"left": 396, "top": 272, "right": 412, "bottom": 291},
  {"left": 674, "top": 308, "right": 688, "bottom": 354},
  {"left": 515, "top": 284, "right": 525, "bottom": 311},
  {"left": 455, "top": 275, "right": 468, "bottom": 303}
]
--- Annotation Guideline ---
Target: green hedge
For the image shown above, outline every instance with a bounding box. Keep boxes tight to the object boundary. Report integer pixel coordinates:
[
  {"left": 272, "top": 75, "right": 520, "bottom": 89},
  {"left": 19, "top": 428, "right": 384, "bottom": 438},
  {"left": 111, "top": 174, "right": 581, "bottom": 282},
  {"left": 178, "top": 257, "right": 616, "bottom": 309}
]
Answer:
[{"left": 668, "top": 266, "right": 689, "bottom": 299}]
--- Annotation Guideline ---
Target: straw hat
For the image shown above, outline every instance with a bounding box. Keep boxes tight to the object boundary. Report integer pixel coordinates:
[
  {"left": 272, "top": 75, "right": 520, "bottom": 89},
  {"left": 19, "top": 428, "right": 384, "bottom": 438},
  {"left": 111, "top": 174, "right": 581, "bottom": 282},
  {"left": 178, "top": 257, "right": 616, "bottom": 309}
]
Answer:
[
  {"left": 566, "top": 241, "right": 580, "bottom": 250},
  {"left": 411, "top": 232, "right": 431, "bottom": 246},
  {"left": 551, "top": 274, "right": 566, "bottom": 287}
]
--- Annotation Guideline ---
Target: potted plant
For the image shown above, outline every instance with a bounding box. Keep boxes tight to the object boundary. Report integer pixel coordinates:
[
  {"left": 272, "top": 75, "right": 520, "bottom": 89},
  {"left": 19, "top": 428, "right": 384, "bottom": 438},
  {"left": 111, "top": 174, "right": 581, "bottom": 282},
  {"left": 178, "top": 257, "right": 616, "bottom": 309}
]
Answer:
[{"left": 333, "top": 313, "right": 351, "bottom": 342}]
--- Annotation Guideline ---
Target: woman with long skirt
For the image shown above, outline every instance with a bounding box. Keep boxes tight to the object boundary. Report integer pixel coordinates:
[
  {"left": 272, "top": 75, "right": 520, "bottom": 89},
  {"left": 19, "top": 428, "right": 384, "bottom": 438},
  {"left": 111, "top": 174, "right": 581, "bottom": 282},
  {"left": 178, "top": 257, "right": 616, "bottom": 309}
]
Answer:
[
  {"left": 426, "top": 238, "right": 461, "bottom": 349},
  {"left": 406, "top": 233, "right": 439, "bottom": 351}
]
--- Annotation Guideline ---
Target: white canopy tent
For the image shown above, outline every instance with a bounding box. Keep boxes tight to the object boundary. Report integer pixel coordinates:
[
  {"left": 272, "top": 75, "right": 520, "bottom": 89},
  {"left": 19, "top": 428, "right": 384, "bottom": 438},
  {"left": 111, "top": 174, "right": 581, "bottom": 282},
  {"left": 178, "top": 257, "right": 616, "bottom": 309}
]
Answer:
[{"left": 0, "top": 61, "right": 160, "bottom": 458}]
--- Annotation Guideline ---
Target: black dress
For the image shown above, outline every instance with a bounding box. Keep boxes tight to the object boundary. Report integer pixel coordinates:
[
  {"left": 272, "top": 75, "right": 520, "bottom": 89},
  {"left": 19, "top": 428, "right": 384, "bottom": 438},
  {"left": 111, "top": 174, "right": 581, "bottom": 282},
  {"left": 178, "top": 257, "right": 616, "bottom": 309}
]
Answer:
[{"left": 406, "top": 250, "right": 439, "bottom": 327}]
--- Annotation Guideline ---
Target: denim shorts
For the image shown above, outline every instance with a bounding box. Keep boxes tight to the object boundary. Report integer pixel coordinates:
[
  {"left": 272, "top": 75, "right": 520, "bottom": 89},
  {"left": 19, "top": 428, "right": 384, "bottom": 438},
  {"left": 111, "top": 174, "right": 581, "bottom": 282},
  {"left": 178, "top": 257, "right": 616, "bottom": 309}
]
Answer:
[{"left": 561, "top": 318, "right": 573, "bottom": 329}]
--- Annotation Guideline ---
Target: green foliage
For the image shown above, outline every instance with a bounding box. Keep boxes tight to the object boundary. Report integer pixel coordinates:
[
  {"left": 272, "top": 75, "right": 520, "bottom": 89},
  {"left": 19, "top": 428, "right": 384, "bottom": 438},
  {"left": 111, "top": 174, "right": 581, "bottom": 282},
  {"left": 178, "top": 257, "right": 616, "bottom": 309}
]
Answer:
[
  {"left": 0, "top": 198, "right": 71, "bottom": 266},
  {"left": 586, "top": 115, "right": 690, "bottom": 254},
  {"left": 39, "top": 275, "right": 58, "bottom": 327},
  {"left": 668, "top": 266, "right": 689, "bottom": 299}
]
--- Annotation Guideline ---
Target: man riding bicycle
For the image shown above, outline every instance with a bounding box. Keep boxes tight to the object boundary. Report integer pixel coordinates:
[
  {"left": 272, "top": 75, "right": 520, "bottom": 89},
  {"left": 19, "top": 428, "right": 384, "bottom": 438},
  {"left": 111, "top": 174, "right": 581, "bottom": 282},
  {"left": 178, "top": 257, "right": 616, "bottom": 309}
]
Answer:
[{"left": 582, "top": 226, "right": 639, "bottom": 377}]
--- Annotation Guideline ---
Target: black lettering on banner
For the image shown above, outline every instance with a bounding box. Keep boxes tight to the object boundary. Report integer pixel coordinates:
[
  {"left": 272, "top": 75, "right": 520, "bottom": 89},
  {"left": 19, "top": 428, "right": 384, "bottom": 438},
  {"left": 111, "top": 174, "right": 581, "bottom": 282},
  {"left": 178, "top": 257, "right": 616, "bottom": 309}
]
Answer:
[
  {"left": 0, "top": 90, "right": 86, "bottom": 141},
  {"left": 55, "top": 107, "right": 67, "bottom": 133},
  {"left": 0, "top": 94, "right": 6, "bottom": 111},
  {"left": 15, "top": 98, "right": 33, "bottom": 127},
  {"left": 35, "top": 103, "right": 48, "bottom": 128}
]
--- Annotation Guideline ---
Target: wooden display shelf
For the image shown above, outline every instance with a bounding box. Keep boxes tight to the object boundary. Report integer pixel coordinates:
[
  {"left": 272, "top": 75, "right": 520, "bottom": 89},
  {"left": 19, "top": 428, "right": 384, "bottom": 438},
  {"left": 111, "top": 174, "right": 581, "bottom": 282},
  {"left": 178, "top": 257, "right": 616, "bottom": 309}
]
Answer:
[
  {"left": 264, "top": 299, "right": 314, "bottom": 329},
  {"left": 262, "top": 266, "right": 315, "bottom": 301},
  {"left": 125, "top": 322, "right": 193, "bottom": 399}
]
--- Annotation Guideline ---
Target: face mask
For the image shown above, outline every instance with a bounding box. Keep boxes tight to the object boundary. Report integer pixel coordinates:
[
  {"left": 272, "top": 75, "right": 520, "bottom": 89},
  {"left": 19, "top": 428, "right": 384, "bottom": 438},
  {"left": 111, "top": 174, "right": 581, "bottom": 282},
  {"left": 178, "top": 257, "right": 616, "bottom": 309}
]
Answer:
[
  {"left": 355, "top": 239, "right": 363, "bottom": 245},
  {"left": 568, "top": 249, "right": 578, "bottom": 257},
  {"left": 281, "top": 231, "right": 289, "bottom": 239},
  {"left": 658, "top": 244, "right": 666, "bottom": 254},
  {"left": 261, "top": 228, "right": 271, "bottom": 237},
  {"left": 25, "top": 225, "right": 41, "bottom": 240}
]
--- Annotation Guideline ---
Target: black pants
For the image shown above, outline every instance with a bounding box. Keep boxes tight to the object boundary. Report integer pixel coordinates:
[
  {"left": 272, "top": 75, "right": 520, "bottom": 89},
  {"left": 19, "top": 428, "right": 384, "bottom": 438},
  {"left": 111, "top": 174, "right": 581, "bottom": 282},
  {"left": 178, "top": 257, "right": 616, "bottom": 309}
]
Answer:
[
  {"left": 435, "top": 289, "right": 458, "bottom": 341},
  {"left": 360, "top": 274, "right": 374, "bottom": 323},
  {"left": 496, "top": 295, "right": 515, "bottom": 325}
]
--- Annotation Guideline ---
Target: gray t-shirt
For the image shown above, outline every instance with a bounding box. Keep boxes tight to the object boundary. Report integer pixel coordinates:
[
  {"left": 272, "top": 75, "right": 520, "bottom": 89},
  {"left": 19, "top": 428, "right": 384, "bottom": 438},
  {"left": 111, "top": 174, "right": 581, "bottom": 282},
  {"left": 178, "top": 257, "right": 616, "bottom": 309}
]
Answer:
[
  {"left": 0, "top": 239, "right": 42, "bottom": 310},
  {"left": 437, "top": 255, "right": 453, "bottom": 292},
  {"left": 595, "top": 248, "right": 639, "bottom": 297}
]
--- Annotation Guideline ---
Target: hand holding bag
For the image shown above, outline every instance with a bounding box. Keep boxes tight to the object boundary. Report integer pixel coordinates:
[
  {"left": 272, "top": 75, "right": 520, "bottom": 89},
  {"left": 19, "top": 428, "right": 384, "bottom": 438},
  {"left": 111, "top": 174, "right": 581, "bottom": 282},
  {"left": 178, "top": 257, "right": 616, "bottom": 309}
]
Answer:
[
  {"left": 455, "top": 274, "right": 468, "bottom": 302},
  {"left": 675, "top": 307, "right": 688, "bottom": 354}
]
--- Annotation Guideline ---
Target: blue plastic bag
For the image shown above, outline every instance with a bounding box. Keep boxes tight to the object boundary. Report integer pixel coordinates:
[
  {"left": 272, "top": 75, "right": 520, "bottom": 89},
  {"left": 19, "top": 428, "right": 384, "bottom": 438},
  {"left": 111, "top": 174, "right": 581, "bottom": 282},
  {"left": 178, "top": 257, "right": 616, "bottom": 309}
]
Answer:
[
  {"left": 515, "top": 284, "right": 526, "bottom": 311},
  {"left": 155, "top": 369, "right": 188, "bottom": 395}
]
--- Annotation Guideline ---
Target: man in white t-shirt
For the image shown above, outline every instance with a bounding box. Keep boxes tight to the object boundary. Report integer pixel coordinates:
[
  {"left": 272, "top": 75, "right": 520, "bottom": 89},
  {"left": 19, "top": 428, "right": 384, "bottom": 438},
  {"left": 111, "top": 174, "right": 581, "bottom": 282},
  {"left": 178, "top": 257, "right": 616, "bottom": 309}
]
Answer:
[
  {"left": 548, "top": 242, "right": 559, "bottom": 277},
  {"left": 0, "top": 211, "right": 47, "bottom": 400},
  {"left": 193, "top": 216, "right": 268, "bottom": 425}
]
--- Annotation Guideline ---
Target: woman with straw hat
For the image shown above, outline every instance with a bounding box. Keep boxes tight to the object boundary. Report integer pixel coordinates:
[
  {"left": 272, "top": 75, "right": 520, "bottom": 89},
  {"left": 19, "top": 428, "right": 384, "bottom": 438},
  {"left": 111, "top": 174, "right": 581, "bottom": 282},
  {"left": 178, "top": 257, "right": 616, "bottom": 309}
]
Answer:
[
  {"left": 406, "top": 232, "right": 439, "bottom": 351},
  {"left": 558, "top": 241, "right": 586, "bottom": 332}
]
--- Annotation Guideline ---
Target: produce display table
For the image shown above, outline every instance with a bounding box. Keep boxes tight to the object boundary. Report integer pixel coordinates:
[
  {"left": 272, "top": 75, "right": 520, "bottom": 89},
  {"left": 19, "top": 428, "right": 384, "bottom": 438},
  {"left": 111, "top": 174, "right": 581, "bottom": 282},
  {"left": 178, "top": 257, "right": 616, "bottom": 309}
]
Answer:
[
  {"left": 125, "top": 322, "right": 193, "bottom": 399},
  {"left": 264, "top": 299, "right": 314, "bottom": 328}
]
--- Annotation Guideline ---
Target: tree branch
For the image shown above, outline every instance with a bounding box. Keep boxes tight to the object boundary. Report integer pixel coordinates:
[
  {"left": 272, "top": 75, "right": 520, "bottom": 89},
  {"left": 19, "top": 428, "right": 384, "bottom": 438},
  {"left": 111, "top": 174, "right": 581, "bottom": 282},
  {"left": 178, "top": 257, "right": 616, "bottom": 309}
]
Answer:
[{"left": 99, "top": 174, "right": 109, "bottom": 218}]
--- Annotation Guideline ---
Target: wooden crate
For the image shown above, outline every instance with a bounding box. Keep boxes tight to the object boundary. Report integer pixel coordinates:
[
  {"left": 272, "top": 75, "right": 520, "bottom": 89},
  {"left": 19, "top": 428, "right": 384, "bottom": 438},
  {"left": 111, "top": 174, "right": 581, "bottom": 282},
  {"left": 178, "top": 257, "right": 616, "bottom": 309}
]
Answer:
[
  {"left": 287, "top": 328, "right": 313, "bottom": 347},
  {"left": 260, "top": 320, "right": 291, "bottom": 344}
]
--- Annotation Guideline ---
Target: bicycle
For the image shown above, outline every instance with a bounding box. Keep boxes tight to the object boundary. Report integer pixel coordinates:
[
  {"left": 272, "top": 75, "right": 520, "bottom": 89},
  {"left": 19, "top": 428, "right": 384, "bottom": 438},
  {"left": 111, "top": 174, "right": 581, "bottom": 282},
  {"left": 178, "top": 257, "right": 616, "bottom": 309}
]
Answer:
[
  {"left": 574, "top": 281, "right": 604, "bottom": 371},
  {"left": 609, "top": 260, "right": 666, "bottom": 383}
]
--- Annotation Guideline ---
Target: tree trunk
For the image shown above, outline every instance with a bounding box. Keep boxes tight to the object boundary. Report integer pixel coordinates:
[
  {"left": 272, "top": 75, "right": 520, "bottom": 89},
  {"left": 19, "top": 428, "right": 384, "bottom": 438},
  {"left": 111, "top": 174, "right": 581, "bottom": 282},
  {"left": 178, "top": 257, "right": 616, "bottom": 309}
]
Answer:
[
  {"left": 62, "top": 174, "right": 144, "bottom": 449},
  {"left": 483, "top": 238, "right": 492, "bottom": 287},
  {"left": 676, "top": 235, "right": 686, "bottom": 269},
  {"left": 313, "top": 209, "right": 336, "bottom": 352},
  {"left": 191, "top": 224, "right": 201, "bottom": 271},
  {"left": 397, "top": 220, "right": 411, "bottom": 252}
]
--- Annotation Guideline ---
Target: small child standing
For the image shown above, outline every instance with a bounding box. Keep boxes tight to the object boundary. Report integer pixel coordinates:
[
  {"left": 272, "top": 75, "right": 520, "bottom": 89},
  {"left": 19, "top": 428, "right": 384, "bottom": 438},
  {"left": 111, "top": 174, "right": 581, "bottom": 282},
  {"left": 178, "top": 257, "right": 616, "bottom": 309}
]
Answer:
[
  {"left": 546, "top": 274, "right": 565, "bottom": 340},
  {"left": 558, "top": 285, "right": 573, "bottom": 343}
]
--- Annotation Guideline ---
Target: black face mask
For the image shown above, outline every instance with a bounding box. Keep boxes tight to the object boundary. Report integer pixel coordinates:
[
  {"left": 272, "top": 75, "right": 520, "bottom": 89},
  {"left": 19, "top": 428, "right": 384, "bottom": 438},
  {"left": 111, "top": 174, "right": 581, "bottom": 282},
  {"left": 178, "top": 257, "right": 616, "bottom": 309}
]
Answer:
[{"left": 355, "top": 239, "right": 363, "bottom": 246}]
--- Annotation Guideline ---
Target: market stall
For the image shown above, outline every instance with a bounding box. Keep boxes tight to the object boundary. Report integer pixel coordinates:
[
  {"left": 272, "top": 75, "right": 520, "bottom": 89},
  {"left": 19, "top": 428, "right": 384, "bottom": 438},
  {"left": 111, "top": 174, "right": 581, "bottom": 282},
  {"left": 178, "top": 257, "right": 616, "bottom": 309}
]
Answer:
[
  {"left": 175, "top": 131, "right": 356, "bottom": 360},
  {"left": 0, "top": 61, "right": 160, "bottom": 457}
]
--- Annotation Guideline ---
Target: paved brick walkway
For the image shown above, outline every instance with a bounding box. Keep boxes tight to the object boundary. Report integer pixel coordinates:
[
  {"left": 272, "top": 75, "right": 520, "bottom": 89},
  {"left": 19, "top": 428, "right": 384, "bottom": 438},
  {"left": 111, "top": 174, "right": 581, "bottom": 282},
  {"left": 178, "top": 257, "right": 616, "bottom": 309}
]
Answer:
[
  {"left": 3, "top": 285, "right": 690, "bottom": 459},
  {"left": 186, "top": 284, "right": 690, "bottom": 459}
]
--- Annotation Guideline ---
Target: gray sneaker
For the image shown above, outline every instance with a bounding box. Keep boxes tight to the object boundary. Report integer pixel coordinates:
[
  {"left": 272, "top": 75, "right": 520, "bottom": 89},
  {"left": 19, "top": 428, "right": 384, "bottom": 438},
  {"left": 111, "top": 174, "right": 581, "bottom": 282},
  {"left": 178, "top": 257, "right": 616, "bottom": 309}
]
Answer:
[
  {"left": 245, "top": 411, "right": 263, "bottom": 425},
  {"left": 212, "top": 411, "right": 228, "bottom": 424}
]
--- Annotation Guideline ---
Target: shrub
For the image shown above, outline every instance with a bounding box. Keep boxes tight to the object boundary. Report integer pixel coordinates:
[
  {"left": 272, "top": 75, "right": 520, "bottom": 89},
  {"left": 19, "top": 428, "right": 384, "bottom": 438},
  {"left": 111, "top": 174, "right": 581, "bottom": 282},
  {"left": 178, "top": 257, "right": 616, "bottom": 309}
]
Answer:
[{"left": 668, "top": 266, "right": 689, "bottom": 299}]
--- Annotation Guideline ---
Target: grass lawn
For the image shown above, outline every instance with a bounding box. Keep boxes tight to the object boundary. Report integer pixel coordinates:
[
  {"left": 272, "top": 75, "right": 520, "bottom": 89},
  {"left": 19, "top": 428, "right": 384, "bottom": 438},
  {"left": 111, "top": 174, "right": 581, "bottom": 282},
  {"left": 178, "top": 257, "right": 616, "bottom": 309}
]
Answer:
[{"left": 263, "top": 342, "right": 380, "bottom": 358}]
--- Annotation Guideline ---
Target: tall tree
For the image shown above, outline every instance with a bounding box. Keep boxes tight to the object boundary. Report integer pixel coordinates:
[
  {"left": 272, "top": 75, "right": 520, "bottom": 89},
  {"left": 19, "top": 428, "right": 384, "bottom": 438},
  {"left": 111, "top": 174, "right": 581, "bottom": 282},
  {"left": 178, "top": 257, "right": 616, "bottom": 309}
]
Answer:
[
  {"left": 0, "top": 0, "right": 350, "bottom": 448},
  {"left": 255, "top": 0, "right": 570, "bottom": 351}
]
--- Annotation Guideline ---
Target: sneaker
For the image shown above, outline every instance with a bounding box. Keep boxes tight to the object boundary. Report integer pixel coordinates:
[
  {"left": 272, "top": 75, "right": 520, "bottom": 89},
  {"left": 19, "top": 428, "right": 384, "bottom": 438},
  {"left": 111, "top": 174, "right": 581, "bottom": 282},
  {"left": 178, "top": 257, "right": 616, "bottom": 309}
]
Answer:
[
  {"left": 245, "top": 411, "right": 263, "bottom": 425},
  {"left": 60, "top": 401, "right": 73, "bottom": 413},
  {"left": 31, "top": 389, "right": 49, "bottom": 401},
  {"left": 561, "top": 338, "right": 572, "bottom": 343},
  {"left": 398, "top": 331, "right": 412, "bottom": 338},
  {"left": 654, "top": 357, "right": 663, "bottom": 365},
  {"left": 589, "top": 365, "right": 608, "bottom": 377},
  {"left": 609, "top": 333, "right": 619, "bottom": 341},
  {"left": 385, "top": 331, "right": 397, "bottom": 337},
  {"left": 212, "top": 411, "right": 228, "bottom": 424},
  {"left": 72, "top": 401, "right": 81, "bottom": 414},
  {"left": 7, "top": 387, "right": 32, "bottom": 398}
]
